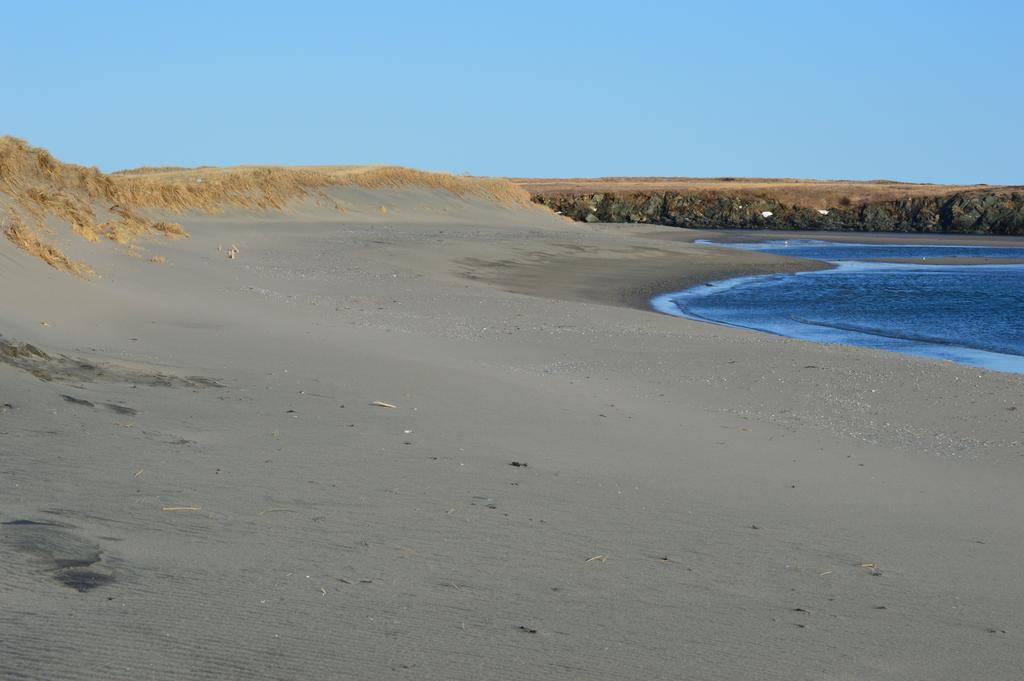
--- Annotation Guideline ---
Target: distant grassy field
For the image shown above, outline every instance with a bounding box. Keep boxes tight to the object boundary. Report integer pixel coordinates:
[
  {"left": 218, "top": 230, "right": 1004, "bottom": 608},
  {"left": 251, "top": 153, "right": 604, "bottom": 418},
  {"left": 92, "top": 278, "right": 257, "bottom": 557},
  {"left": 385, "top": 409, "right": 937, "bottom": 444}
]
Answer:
[{"left": 513, "top": 176, "right": 1023, "bottom": 209}]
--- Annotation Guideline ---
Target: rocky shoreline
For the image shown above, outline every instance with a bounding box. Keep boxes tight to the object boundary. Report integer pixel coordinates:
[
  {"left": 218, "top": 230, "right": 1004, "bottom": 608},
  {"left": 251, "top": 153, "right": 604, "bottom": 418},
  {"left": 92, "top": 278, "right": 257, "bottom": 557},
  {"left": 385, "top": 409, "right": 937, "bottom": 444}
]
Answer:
[{"left": 534, "top": 190, "right": 1024, "bottom": 234}]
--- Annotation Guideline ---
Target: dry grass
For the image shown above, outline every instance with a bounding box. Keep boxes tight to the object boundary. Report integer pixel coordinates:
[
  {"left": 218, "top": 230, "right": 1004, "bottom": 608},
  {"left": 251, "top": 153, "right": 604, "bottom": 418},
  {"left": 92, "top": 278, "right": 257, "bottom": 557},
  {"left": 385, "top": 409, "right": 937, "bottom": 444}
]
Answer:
[
  {"left": 0, "top": 136, "right": 530, "bottom": 273},
  {"left": 3, "top": 209, "right": 93, "bottom": 278},
  {"left": 514, "top": 177, "right": 1022, "bottom": 210},
  {"left": 97, "top": 205, "right": 188, "bottom": 245},
  {"left": 112, "top": 165, "right": 212, "bottom": 175},
  {"left": 108, "top": 164, "right": 531, "bottom": 213},
  {"left": 0, "top": 136, "right": 190, "bottom": 253}
]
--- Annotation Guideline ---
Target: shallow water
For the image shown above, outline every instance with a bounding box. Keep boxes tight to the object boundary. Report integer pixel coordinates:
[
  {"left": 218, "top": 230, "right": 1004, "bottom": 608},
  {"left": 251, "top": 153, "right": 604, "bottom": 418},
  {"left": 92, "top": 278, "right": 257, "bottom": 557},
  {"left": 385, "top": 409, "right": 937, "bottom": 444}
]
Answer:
[{"left": 651, "top": 239, "right": 1024, "bottom": 372}]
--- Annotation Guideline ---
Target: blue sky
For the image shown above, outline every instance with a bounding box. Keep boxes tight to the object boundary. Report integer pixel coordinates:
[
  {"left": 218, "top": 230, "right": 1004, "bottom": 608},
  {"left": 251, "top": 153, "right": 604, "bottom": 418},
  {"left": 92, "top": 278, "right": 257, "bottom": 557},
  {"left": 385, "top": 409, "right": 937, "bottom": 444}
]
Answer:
[{"left": 4, "top": 1, "right": 1022, "bottom": 183}]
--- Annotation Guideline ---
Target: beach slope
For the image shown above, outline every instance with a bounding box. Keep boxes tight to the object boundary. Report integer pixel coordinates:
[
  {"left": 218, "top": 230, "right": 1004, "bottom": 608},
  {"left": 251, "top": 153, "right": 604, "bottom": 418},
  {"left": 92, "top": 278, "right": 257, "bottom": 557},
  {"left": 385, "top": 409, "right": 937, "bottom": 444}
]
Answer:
[{"left": 2, "top": 146, "right": 1024, "bottom": 680}]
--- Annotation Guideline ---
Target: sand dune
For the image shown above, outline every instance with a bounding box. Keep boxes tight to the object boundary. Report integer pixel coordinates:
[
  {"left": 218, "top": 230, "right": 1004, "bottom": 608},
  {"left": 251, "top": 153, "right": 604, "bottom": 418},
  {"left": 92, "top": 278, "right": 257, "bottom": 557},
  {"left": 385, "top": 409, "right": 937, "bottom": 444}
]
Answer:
[
  {"left": 2, "top": 143, "right": 1024, "bottom": 680},
  {"left": 0, "top": 136, "right": 529, "bottom": 276}
]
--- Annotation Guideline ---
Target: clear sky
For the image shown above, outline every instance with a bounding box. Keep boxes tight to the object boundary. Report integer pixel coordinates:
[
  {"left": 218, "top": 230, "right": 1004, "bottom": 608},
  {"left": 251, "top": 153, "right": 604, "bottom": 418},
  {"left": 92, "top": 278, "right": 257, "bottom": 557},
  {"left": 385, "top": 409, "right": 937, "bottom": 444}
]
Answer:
[{"left": 4, "top": 1, "right": 1021, "bottom": 183}]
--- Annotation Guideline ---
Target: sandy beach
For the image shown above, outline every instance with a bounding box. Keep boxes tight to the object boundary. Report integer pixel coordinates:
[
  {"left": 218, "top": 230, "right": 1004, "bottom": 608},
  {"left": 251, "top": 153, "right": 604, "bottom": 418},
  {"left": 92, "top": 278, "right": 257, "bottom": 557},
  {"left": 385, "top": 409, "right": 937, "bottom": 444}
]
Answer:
[{"left": 3, "top": 182, "right": 1024, "bottom": 680}]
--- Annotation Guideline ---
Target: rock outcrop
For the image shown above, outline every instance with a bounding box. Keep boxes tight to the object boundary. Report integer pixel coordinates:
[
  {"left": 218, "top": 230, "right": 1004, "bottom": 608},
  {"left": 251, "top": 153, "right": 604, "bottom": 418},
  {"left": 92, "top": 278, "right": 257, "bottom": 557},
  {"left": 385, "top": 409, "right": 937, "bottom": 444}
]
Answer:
[{"left": 534, "top": 190, "right": 1024, "bottom": 235}]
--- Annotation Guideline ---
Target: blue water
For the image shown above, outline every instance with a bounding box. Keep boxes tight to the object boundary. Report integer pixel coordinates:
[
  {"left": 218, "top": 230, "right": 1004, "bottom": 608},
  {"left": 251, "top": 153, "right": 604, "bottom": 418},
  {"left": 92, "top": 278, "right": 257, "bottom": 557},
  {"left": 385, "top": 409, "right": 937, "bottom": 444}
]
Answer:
[{"left": 651, "top": 239, "right": 1024, "bottom": 373}]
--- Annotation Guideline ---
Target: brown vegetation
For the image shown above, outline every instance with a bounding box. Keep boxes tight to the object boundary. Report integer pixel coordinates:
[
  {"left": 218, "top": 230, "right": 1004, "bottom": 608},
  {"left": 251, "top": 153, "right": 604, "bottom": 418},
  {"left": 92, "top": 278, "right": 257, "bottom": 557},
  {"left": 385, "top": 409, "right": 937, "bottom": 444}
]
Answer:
[
  {"left": 514, "top": 176, "right": 1021, "bottom": 210},
  {"left": 2, "top": 209, "right": 93, "bottom": 278},
  {"left": 0, "top": 136, "right": 190, "bottom": 257},
  {"left": 0, "top": 136, "right": 531, "bottom": 273},
  {"left": 108, "top": 164, "right": 531, "bottom": 212}
]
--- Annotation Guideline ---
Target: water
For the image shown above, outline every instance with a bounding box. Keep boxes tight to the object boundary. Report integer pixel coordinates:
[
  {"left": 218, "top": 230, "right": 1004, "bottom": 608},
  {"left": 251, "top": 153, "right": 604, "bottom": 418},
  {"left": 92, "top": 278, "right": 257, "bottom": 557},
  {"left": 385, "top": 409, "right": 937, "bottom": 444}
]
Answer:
[{"left": 651, "top": 239, "right": 1024, "bottom": 373}]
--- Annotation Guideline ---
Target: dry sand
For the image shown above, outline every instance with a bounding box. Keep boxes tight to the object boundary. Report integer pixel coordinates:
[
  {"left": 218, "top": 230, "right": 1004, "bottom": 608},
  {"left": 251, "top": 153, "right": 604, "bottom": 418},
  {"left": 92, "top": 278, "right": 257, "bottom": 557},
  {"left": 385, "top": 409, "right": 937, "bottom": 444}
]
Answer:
[{"left": 2, "top": 188, "right": 1024, "bottom": 680}]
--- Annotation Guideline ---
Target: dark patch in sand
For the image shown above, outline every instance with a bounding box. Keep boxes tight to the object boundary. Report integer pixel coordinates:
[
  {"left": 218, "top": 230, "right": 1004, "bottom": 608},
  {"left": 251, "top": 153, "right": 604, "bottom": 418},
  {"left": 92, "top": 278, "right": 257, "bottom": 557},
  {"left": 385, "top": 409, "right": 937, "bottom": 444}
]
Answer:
[
  {"left": 0, "top": 336, "right": 224, "bottom": 389},
  {"left": 1, "top": 516, "right": 115, "bottom": 592},
  {"left": 103, "top": 403, "right": 138, "bottom": 415},
  {"left": 0, "top": 340, "right": 48, "bottom": 361},
  {"left": 184, "top": 376, "right": 227, "bottom": 388},
  {"left": 2, "top": 519, "right": 63, "bottom": 527},
  {"left": 54, "top": 567, "right": 114, "bottom": 592},
  {"left": 61, "top": 394, "right": 95, "bottom": 407}
]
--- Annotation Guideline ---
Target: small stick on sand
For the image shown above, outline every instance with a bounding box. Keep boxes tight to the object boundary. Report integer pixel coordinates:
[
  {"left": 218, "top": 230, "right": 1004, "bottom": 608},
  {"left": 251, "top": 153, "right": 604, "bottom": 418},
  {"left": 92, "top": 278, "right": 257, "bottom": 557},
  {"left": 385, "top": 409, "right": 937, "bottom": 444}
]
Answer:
[
  {"left": 585, "top": 554, "right": 608, "bottom": 563},
  {"left": 371, "top": 400, "right": 397, "bottom": 408},
  {"left": 161, "top": 506, "right": 201, "bottom": 512}
]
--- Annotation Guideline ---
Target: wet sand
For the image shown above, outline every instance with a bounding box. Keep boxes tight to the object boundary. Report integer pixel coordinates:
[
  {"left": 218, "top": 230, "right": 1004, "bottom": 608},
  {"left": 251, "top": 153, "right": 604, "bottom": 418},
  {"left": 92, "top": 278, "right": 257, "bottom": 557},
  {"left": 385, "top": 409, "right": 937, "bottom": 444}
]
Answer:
[{"left": 2, "top": 193, "right": 1024, "bottom": 680}]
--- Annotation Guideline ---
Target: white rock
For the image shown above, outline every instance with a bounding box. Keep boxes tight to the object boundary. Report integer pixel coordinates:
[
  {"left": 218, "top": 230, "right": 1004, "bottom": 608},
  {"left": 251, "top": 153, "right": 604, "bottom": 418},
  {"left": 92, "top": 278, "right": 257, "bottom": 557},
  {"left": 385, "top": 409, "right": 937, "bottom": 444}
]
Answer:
[{"left": 761, "top": 211, "right": 773, "bottom": 218}]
